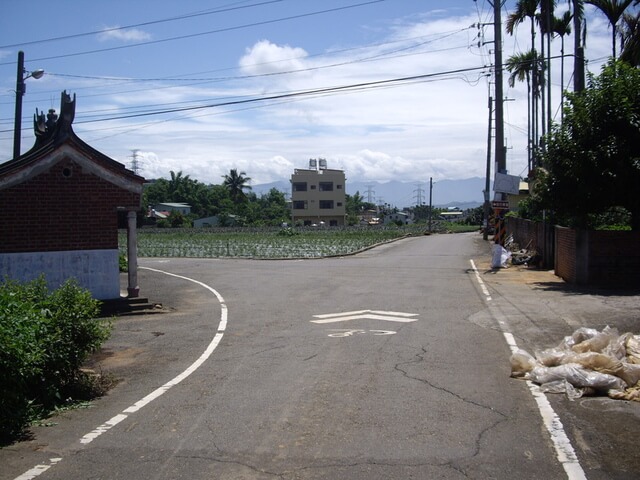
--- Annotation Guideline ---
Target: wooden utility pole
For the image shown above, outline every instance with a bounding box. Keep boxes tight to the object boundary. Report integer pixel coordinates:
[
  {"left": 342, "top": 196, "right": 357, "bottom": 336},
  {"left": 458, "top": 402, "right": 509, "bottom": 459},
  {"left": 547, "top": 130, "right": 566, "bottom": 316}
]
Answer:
[
  {"left": 484, "top": 96, "right": 493, "bottom": 241},
  {"left": 490, "top": 1, "right": 506, "bottom": 179},
  {"left": 428, "top": 177, "right": 433, "bottom": 233}
]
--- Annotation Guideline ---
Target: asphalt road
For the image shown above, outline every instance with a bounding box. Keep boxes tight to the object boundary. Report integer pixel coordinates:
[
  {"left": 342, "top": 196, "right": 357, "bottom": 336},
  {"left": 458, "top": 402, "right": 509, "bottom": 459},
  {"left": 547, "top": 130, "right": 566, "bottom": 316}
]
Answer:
[{"left": 1, "top": 233, "right": 606, "bottom": 479}]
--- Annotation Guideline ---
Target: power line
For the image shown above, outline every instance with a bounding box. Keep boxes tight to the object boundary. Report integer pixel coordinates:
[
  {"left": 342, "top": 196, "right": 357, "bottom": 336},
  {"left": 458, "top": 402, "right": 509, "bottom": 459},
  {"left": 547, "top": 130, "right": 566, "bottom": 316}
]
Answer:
[
  {"left": 0, "top": 64, "right": 490, "bottom": 137},
  {"left": 0, "top": 0, "right": 284, "bottom": 49},
  {"left": 73, "top": 65, "right": 490, "bottom": 124},
  {"left": 0, "top": 0, "right": 388, "bottom": 66}
]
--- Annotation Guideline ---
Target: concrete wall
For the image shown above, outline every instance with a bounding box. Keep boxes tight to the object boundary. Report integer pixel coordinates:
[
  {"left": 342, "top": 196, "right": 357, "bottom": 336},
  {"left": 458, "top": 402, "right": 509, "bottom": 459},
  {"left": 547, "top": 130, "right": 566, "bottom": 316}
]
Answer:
[{"left": 0, "top": 249, "right": 121, "bottom": 300}]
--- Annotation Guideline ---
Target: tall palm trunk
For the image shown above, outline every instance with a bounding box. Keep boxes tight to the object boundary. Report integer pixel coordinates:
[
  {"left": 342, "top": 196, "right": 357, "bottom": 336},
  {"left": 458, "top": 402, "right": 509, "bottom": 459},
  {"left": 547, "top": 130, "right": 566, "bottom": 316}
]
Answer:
[
  {"left": 560, "top": 34, "right": 566, "bottom": 121},
  {"left": 573, "top": 0, "right": 585, "bottom": 91},
  {"left": 531, "top": 16, "right": 539, "bottom": 161}
]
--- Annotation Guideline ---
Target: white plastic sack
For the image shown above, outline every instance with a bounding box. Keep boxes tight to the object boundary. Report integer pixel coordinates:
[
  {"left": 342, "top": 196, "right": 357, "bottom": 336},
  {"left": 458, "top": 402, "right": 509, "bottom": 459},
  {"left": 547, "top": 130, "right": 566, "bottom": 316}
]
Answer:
[
  {"left": 527, "top": 363, "right": 628, "bottom": 391},
  {"left": 540, "top": 380, "right": 586, "bottom": 401},
  {"left": 510, "top": 349, "right": 538, "bottom": 377},
  {"left": 491, "top": 244, "right": 511, "bottom": 268}
]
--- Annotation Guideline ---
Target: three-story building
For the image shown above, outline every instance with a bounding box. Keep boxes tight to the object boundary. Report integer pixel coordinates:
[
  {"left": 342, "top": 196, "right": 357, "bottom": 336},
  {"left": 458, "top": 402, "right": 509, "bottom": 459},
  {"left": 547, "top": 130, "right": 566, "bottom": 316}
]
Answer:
[{"left": 291, "top": 159, "right": 346, "bottom": 226}]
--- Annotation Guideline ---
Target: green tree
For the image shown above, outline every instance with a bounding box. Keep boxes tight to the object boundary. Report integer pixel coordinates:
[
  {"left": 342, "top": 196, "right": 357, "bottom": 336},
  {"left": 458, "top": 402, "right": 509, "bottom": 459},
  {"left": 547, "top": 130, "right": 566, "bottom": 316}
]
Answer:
[
  {"left": 506, "top": 49, "right": 544, "bottom": 170},
  {"left": 552, "top": 10, "right": 573, "bottom": 121},
  {"left": 586, "top": 0, "right": 634, "bottom": 58},
  {"left": 507, "top": 1, "right": 544, "bottom": 163},
  {"left": 535, "top": 60, "right": 640, "bottom": 229},
  {"left": 257, "top": 188, "right": 289, "bottom": 225},
  {"left": 222, "top": 169, "right": 252, "bottom": 204},
  {"left": 620, "top": 10, "right": 640, "bottom": 65}
]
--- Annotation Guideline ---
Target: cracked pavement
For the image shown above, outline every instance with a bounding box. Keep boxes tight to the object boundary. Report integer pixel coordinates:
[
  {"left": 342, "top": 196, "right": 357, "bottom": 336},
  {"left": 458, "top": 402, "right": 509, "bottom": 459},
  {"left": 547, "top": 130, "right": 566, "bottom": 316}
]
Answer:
[{"left": 5, "top": 233, "right": 629, "bottom": 479}]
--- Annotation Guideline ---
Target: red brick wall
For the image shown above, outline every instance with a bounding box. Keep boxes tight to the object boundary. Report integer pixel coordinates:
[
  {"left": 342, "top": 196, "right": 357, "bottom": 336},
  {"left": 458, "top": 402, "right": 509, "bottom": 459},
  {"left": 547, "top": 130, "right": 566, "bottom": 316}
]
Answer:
[
  {"left": 587, "top": 230, "right": 640, "bottom": 286},
  {"left": 555, "top": 227, "right": 640, "bottom": 286},
  {"left": 1, "top": 161, "right": 140, "bottom": 253},
  {"left": 554, "top": 226, "right": 576, "bottom": 283}
]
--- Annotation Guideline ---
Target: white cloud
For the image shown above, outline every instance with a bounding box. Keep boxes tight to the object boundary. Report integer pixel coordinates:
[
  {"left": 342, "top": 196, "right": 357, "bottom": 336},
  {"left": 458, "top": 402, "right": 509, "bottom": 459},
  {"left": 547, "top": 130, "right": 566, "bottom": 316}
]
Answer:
[
  {"left": 97, "top": 26, "right": 151, "bottom": 42},
  {"left": 17, "top": 2, "right": 620, "bottom": 193},
  {"left": 239, "top": 40, "right": 309, "bottom": 76}
]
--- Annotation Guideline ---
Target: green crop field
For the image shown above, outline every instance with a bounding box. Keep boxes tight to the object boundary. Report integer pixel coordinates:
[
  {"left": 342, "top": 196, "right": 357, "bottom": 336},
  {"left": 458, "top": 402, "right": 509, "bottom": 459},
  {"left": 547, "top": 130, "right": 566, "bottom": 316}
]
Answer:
[{"left": 119, "top": 227, "right": 422, "bottom": 259}]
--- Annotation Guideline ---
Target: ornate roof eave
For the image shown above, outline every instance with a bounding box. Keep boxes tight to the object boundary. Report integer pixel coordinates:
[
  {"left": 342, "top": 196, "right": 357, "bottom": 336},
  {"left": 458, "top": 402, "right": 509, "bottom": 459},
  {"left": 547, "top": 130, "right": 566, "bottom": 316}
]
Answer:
[{"left": 0, "top": 91, "right": 145, "bottom": 192}]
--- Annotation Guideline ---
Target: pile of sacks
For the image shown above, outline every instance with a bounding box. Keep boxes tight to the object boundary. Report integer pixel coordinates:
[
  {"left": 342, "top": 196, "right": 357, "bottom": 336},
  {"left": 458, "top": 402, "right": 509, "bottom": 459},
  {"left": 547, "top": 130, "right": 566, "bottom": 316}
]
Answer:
[{"left": 510, "top": 326, "right": 640, "bottom": 401}]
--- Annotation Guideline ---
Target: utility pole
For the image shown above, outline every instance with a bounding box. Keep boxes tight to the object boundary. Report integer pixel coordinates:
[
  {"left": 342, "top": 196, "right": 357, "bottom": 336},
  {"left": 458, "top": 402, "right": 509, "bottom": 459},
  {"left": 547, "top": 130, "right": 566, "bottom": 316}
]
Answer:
[
  {"left": 13, "top": 51, "right": 25, "bottom": 159},
  {"left": 428, "top": 177, "right": 433, "bottom": 233},
  {"left": 484, "top": 96, "right": 493, "bottom": 241},
  {"left": 489, "top": 1, "right": 506, "bottom": 182},
  {"left": 13, "top": 51, "right": 44, "bottom": 159}
]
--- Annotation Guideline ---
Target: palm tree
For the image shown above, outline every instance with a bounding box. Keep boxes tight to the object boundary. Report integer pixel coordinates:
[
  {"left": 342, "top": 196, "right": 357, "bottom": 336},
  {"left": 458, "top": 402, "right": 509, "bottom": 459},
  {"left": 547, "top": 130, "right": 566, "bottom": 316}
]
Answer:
[
  {"left": 572, "top": 0, "right": 587, "bottom": 91},
  {"left": 168, "top": 170, "right": 191, "bottom": 201},
  {"left": 507, "top": 1, "right": 541, "bottom": 157},
  {"left": 553, "top": 10, "right": 573, "bottom": 120},
  {"left": 506, "top": 50, "right": 545, "bottom": 171},
  {"left": 586, "top": 0, "right": 634, "bottom": 58},
  {"left": 620, "top": 11, "right": 640, "bottom": 65},
  {"left": 222, "top": 169, "right": 252, "bottom": 203},
  {"left": 539, "top": 1, "right": 556, "bottom": 141}
]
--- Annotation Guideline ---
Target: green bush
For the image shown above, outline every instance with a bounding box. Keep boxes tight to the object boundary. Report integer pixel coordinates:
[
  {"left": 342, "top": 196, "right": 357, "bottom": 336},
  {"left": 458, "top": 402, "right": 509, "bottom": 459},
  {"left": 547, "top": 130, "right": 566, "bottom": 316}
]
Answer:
[{"left": 0, "top": 277, "right": 111, "bottom": 443}]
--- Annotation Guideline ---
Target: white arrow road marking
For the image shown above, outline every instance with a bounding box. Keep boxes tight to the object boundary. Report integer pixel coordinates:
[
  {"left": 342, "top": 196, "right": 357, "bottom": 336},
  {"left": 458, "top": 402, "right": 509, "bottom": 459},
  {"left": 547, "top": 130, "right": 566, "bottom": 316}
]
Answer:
[
  {"left": 311, "top": 309, "right": 418, "bottom": 324},
  {"left": 327, "top": 329, "right": 397, "bottom": 337}
]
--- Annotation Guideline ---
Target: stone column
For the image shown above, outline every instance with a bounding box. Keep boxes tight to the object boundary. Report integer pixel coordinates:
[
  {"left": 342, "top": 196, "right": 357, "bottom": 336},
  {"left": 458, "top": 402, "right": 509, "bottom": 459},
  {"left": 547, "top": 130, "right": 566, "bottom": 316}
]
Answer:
[{"left": 127, "top": 210, "right": 139, "bottom": 298}]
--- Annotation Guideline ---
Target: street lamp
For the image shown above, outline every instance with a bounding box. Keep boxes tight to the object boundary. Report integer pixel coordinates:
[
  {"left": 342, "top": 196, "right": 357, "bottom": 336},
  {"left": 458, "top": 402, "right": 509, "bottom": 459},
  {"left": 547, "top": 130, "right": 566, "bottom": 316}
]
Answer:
[{"left": 13, "top": 50, "right": 44, "bottom": 159}]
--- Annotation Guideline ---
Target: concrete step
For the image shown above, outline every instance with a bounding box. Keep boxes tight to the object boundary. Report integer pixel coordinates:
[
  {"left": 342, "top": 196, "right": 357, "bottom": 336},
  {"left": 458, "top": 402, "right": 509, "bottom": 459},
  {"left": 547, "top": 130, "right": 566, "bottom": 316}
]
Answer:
[{"left": 99, "top": 297, "right": 164, "bottom": 316}]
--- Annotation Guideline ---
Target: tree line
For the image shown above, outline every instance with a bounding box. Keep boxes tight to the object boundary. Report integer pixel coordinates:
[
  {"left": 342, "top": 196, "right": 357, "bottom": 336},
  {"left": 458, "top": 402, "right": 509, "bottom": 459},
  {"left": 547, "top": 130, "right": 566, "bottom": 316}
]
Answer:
[
  {"left": 143, "top": 169, "right": 291, "bottom": 227},
  {"left": 505, "top": 1, "right": 640, "bottom": 230}
]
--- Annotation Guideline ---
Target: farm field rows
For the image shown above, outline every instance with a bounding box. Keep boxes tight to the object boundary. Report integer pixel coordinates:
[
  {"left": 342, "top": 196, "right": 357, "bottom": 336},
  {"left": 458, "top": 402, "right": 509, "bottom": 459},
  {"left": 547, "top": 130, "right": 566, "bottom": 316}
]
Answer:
[{"left": 119, "top": 228, "right": 417, "bottom": 259}]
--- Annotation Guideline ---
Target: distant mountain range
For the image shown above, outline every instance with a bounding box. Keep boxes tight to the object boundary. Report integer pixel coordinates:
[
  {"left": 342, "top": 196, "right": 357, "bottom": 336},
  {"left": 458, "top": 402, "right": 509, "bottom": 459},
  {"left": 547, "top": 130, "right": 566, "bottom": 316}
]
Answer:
[{"left": 252, "top": 177, "right": 490, "bottom": 210}]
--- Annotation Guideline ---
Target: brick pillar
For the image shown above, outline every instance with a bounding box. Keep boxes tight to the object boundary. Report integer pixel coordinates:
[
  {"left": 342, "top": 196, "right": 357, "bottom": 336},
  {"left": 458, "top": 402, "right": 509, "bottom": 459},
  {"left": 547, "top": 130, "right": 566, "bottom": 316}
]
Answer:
[{"left": 127, "top": 210, "right": 139, "bottom": 298}]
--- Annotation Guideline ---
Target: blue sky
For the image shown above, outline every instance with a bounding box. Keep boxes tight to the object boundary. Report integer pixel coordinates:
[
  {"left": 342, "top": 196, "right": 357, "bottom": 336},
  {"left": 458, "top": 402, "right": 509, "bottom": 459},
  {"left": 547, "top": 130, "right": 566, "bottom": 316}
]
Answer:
[{"left": 0, "top": 1, "right": 632, "bottom": 190}]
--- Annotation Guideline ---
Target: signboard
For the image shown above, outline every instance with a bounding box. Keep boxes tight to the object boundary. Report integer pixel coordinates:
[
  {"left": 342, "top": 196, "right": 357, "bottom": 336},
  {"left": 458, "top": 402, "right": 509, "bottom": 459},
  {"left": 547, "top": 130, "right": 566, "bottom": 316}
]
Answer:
[
  {"left": 494, "top": 173, "right": 521, "bottom": 195},
  {"left": 492, "top": 201, "right": 510, "bottom": 209}
]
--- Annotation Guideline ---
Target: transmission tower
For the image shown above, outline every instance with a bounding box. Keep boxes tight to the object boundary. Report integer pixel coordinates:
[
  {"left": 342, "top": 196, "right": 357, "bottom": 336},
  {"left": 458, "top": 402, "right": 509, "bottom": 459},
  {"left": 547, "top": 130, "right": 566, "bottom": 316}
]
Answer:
[
  {"left": 130, "top": 149, "right": 142, "bottom": 175},
  {"left": 413, "top": 183, "right": 425, "bottom": 206},
  {"left": 365, "top": 185, "right": 376, "bottom": 204}
]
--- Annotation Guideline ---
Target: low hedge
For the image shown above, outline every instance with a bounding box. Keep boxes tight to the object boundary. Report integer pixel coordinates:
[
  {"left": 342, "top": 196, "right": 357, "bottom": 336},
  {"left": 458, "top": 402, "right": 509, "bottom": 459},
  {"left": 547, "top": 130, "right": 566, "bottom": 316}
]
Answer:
[{"left": 0, "top": 277, "right": 111, "bottom": 443}]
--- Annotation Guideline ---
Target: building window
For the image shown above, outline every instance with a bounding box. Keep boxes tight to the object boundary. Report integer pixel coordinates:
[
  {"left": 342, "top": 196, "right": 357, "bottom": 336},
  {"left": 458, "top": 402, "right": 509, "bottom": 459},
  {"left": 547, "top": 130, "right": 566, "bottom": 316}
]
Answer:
[
  {"left": 293, "top": 182, "right": 307, "bottom": 192},
  {"left": 337, "top": 202, "right": 343, "bottom": 207},
  {"left": 319, "top": 182, "right": 333, "bottom": 191},
  {"left": 330, "top": 220, "right": 338, "bottom": 226},
  {"left": 293, "top": 200, "right": 307, "bottom": 210},
  {"left": 319, "top": 200, "right": 334, "bottom": 209},
  {"left": 337, "top": 184, "right": 342, "bottom": 189},
  {"left": 311, "top": 185, "right": 317, "bottom": 190}
]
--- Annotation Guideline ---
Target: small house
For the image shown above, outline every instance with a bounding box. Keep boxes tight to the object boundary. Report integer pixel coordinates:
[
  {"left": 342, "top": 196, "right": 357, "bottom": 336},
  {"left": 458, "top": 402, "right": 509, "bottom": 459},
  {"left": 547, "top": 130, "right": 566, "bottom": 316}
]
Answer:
[{"left": 0, "top": 92, "right": 145, "bottom": 299}]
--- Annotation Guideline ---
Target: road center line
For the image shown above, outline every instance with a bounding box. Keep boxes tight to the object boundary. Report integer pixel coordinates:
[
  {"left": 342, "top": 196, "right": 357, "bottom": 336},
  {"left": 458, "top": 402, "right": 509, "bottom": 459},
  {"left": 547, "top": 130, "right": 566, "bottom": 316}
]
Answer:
[
  {"left": 14, "top": 267, "right": 227, "bottom": 480},
  {"left": 469, "top": 260, "right": 587, "bottom": 480}
]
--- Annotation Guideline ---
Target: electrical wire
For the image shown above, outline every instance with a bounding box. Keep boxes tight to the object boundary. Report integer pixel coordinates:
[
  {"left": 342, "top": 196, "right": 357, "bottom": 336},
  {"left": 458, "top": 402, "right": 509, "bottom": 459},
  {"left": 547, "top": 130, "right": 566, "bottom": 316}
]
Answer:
[
  {"left": 0, "top": 0, "right": 388, "bottom": 66},
  {"left": 0, "top": 0, "right": 285, "bottom": 50},
  {"left": 0, "top": 64, "right": 490, "bottom": 137}
]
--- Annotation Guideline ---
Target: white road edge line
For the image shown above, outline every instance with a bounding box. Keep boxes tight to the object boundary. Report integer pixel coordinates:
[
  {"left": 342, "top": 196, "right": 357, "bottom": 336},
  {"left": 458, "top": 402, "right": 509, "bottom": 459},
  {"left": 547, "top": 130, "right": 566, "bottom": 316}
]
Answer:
[
  {"left": 469, "top": 260, "right": 587, "bottom": 480},
  {"left": 14, "top": 267, "right": 227, "bottom": 480}
]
